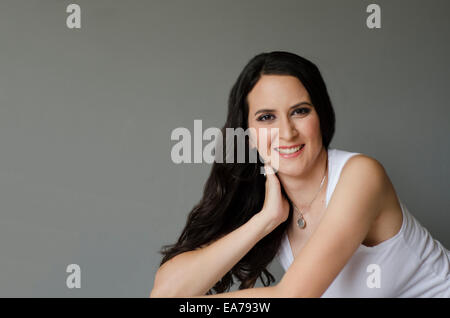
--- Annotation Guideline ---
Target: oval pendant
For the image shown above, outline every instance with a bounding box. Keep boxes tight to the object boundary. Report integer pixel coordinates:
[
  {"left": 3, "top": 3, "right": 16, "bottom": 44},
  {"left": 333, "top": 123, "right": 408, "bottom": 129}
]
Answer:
[{"left": 297, "top": 217, "right": 306, "bottom": 229}]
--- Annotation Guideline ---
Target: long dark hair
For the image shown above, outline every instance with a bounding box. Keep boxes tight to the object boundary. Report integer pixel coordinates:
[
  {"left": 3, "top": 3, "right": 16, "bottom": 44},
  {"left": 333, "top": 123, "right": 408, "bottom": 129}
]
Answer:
[{"left": 158, "top": 51, "right": 336, "bottom": 294}]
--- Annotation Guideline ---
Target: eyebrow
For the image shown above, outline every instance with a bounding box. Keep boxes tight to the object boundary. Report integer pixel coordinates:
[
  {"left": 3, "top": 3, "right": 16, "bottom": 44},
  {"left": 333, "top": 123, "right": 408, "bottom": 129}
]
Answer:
[{"left": 254, "top": 101, "right": 312, "bottom": 116}]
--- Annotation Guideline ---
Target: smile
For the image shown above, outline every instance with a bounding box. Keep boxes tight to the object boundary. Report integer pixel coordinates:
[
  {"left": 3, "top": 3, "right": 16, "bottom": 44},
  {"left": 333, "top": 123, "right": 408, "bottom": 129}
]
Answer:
[{"left": 274, "top": 144, "right": 305, "bottom": 158}]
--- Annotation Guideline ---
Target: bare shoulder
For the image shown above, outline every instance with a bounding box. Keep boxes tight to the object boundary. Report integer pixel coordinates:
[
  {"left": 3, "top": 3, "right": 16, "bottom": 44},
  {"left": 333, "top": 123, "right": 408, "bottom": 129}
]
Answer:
[
  {"left": 341, "top": 153, "right": 389, "bottom": 191},
  {"left": 345, "top": 153, "right": 386, "bottom": 171},
  {"left": 332, "top": 153, "right": 391, "bottom": 225},
  {"left": 340, "top": 153, "right": 403, "bottom": 247}
]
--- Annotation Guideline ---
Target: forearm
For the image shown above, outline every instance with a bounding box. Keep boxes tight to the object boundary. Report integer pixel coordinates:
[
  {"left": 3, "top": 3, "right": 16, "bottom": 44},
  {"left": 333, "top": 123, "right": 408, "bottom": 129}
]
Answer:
[
  {"left": 151, "top": 213, "right": 276, "bottom": 297},
  {"left": 193, "top": 285, "right": 280, "bottom": 298}
]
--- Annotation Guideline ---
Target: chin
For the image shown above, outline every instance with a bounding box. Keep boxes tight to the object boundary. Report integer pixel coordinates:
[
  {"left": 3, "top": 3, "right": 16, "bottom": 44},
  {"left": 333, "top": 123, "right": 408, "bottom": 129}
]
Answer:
[{"left": 275, "top": 161, "right": 304, "bottom": 177}]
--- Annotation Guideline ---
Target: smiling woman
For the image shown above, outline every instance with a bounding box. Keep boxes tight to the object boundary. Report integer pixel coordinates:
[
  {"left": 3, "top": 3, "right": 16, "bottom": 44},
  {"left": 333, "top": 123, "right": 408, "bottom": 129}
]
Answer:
[{"left": 150, "top": 51, "right": 450, "bottom": 298}]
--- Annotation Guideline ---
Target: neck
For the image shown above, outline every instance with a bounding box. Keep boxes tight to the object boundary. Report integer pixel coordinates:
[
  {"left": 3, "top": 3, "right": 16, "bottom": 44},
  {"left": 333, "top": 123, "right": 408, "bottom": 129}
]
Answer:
[{"left": 277, "top": 146, "right": 329, "bottom": 209}]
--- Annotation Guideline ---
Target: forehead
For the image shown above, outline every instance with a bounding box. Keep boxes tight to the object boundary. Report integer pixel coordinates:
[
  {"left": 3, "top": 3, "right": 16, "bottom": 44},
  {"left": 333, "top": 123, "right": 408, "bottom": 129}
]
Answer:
[{"left": 247, "top": 75, "right": 310, "bottom": 109}]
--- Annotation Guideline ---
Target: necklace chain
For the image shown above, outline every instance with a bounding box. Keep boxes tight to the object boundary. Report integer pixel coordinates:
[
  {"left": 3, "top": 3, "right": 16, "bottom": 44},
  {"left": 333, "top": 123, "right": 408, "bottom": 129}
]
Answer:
[{"left": 292, "top": 157, "right": 328, "bottom": 229}]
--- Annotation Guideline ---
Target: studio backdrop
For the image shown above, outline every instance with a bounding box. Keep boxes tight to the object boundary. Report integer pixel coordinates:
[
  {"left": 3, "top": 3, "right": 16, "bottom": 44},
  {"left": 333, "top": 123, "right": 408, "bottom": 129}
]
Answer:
[{"left": 0, "top": 0, "right": 448, "bottom": 297}]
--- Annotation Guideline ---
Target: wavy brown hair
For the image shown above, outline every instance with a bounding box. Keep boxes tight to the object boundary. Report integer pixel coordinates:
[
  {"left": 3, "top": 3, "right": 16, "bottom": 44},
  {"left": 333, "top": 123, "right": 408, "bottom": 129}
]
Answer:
[{"left": 158, "top": 51, "right": 336, "bottom": 294}]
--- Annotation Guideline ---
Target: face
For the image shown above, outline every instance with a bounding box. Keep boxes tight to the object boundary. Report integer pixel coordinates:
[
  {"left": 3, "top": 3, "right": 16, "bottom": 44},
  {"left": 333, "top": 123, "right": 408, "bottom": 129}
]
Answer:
[{"left": 247, "top": 74, "right": 323, "bottom": 177}]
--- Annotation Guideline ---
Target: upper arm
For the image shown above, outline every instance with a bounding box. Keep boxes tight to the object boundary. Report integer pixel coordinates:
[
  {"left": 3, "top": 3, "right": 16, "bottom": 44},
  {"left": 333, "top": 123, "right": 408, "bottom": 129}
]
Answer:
[
  {"left": 197, "top": 234, "right": 225, "bottom": 250},
  {"left": 276, "top": 155, "right": 388, "bottom": 297}
]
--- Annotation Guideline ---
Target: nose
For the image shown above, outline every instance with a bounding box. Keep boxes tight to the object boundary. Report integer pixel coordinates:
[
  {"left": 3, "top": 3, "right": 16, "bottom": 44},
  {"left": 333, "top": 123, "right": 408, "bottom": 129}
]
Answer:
[{"left": 278, "top": 116, "right": 298, "bottom": 141}]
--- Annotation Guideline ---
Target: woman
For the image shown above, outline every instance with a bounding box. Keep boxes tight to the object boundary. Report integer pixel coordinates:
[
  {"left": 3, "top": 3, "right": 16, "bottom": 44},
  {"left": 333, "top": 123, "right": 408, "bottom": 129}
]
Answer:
[{"left": 151, "top": 51, "right": 450, "bottom": 297}]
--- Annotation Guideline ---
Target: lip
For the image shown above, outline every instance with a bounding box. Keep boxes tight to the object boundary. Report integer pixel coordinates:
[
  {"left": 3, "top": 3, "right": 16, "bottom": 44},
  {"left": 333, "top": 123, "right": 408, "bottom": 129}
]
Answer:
[{"left": 275, "top": 144, "right": 305, "bottom": 159}]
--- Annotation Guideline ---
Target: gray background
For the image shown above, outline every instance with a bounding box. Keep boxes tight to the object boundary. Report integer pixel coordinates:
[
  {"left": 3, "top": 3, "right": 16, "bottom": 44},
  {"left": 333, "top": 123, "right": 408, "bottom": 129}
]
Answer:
[{"left": 0, "top": 0, "right": 448, "bottom": 297}]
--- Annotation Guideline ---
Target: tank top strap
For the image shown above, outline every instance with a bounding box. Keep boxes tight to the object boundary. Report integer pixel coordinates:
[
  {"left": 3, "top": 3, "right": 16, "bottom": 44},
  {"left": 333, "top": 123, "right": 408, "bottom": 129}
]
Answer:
[{"left": 325, "top": 148, "right": 362, "bottom": 207}]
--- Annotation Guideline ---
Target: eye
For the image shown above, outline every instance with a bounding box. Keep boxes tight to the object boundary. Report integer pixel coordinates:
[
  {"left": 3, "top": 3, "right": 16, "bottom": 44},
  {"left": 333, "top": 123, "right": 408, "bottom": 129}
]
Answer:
[
  {"left": 292, "top": 107, "right": 310, "bottom": 116},
  {"left": 257, "top": 114, "right": 275, "bottom": 121}
]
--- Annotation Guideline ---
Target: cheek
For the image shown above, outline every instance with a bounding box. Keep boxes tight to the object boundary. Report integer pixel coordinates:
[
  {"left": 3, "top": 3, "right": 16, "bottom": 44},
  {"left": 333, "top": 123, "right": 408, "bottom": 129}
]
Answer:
[
  {"left": 256, "top": 129, "right": 276, "bottom": 150},
  {"left": 248, "top": 125, "right": 273, "bottom": 147},
  {"left": 299, "top": 117, "right": 321, "bottom": 139},
  {"left": 248, "top": 126, "right": 276, "bottom": 162}
]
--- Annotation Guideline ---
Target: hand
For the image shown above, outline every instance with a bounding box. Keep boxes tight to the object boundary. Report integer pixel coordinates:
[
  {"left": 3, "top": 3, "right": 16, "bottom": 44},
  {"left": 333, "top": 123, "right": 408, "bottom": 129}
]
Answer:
[{"left": 259, "top": 163, "right": 290, "bottom": 231}]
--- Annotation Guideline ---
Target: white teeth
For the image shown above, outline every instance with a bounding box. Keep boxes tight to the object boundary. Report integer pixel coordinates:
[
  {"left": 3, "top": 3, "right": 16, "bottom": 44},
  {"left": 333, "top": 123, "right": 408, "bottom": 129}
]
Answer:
[{"left": 277, "top": 145, "right": 304, "bottom": 154}]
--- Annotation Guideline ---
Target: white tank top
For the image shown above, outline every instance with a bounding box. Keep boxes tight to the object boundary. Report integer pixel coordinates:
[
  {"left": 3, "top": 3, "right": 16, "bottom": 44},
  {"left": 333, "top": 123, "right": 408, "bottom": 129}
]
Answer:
[{"left": 276, "top": 148, "right": 450, "bottom": 297}]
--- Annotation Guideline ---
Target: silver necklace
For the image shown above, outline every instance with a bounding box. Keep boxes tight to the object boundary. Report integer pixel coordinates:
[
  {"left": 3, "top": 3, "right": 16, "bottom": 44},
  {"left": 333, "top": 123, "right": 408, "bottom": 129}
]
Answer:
[{"left": 292, "top": 161, "right": 328, "bottom": 229}]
